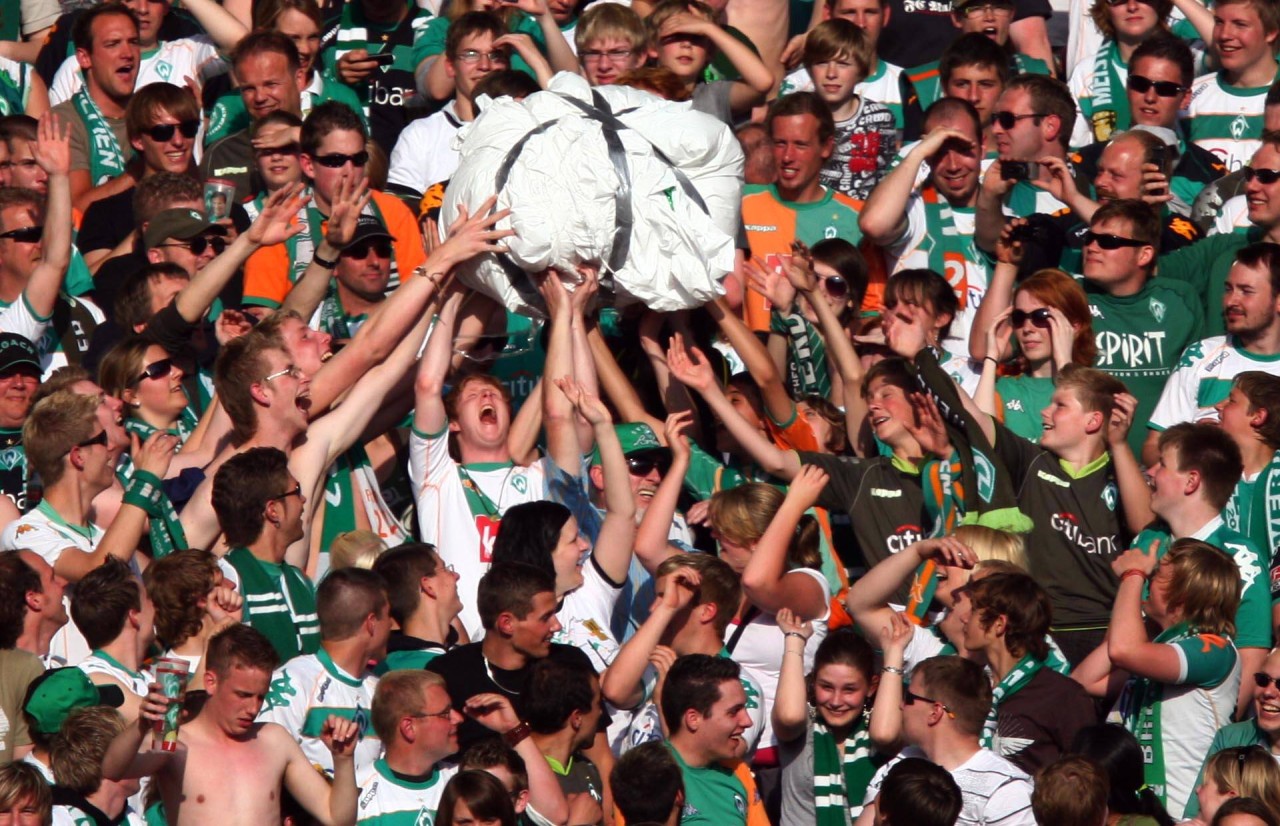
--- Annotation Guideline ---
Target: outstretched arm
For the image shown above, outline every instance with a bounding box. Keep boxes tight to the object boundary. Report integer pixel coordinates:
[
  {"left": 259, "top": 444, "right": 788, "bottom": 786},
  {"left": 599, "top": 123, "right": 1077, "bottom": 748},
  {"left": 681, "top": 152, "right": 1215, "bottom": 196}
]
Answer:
[
  {"left": 707, "top": 296, "right": 797, "bottom": 428},
  {"left": 600, "top": 568, "right": 699, "bottom": 710},
  {"left": 633, "top": 413, "right": 693, "bottom": 574},
  {"left": 772, "top": 608, "right": 816, "bottom": 744},
  {"left": 846, "top": 536, "right": 976, "bottom": 638},
  {"left": 740, "top": 466, "right": 829, "bottom": 619},
  {"left": 180, "top": 0, "right": 250, "bottom": 50},
  {"left": 413, "top": 290, "right": 462, "bottom": 438},
  {"left": 540, "top": 270, "right": 582, "bottom": 475},
  {"left": 25, "top": 113, "right": 73, "bottom": 320}
]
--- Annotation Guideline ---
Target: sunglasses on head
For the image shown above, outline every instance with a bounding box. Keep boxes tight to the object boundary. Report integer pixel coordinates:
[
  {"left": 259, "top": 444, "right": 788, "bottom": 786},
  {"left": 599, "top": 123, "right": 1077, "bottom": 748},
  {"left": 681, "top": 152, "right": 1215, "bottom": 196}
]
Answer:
[
  {"left": 0, "top": 226, "right": 42, "bottom": 243},
  {"left": 312, "top": 151, "right": 370, "bottom": 169},
  {"left": 1083, "top": 230, "right": 1147, "bottom": 249},
  {"left": 626, "top": 454, "right": 671, "bottom": 476},
  {"left": 1126, "top": 74, "right": 1185, "bottom": 97},
  {"left": 342, "top": 239, "right": 393, "bottom": 259},
  {"left": 1243, "top": 166, "right": 1280, "bottom": 185},
  {"left": 991, "top": 111, "right": 1045, "bottom": 130},
  {"left": 135, "top": 358, "right": 174, "bottom": 384},
  {"left": 1011, "top": 308, "right": 1052, "bottom": 328},
  {"left": 145, "top": 120, "right": 200, "bottom": 142}
]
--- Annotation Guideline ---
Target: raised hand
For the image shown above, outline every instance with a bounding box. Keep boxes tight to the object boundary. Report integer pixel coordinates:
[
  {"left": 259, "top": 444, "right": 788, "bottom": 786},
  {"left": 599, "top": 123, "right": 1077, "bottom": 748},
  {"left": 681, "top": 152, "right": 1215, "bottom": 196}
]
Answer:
[
  {"left": 995, "top": 218, "right": 1028, "bottom": 267},
  {"left": 33, "top": 112, "right": 71, "bottom": 177},
  {"left": 433, "top": 195, "right": 515, "bottom": 264},
  {"left": 744, "top": 256, "right": 796, "bottom": 311},
  {"left": 784, "top": 464, "right": 829, "bottom": 510},
  {"left": 904, "top": 392, "right": 952, "bottom": 458},
  {"left": 657, "top": 566, "right": 701, "bottom": 613},
  {"left": 536, "top": 268, "right": 572, "bottom": 318},
  {"left": 465, "top": 693, "right": 520, "bottom": 733},
  {"left": 246, "top": 182, "right": 308, "bottom": 247},
  {"left": 553, "top": 376, "right": 612, "bottom": 426},
  {"left": 911, "top": 535, "right": 978, "bottom": 568},
  {"left": 322, "top": 173, "right": 372, "bottom": 251},
  {"left": 569, "top": 262, "right": 599, "bottom": 316},
  {"left": 1107, "top": 392, "right": 1138, "bottom": 447},
  {"left": 685, "top": 499, "right": 711, "bottom": 526},
  {"left": 664, "top": 411, "right": 694, "bottom": 461},
  {"left": 320, "top": 715, "right": 360, "bottom": 758},
  {"left": 132, "top": 430, "right": 179, "bottom": 479},
  {"left": 207, "top": 583, "right": 243, "bottom": 625},
  {"left": 214, "top": 308, "right": 254, "bottom": 345},
  {"left": 776, "top": 606, "right": 814, "bottom": 639},
  {"left": 986, "top": 307, "right": 1013, "bottom": 362},
  {"left": 878, "top": 610, "right": 913, "bottom": 658},
  {"left": 1045, "top": 306, "right": 1076, "bottom": 366},
  {"left": 250, "top": 121, "right": 301, "bottom": 151},
  {"left": 784, "top": 241, "right": 820, "bottom": 294},
  {"left": 665, "top": 333, "right": 716, "bottom": 394},
  {"left": 1033, "top": 156, "right": 1080, "bottom": 204},
  {"left": 1111, "top": 537, "right": 1160, "bottom": 579}
]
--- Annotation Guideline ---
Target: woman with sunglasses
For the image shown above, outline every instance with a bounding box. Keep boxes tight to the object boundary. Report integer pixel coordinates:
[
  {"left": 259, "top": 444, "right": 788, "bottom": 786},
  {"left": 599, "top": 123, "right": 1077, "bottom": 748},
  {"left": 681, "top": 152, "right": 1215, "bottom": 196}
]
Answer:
[
  {"left": 975, "top": 268, "right": 1096, "bottom": 442},
  {"left": 1073, "top": 538, "right": 1242, "bottom": 820},
  {"left": 1068, "top": 0, "right": 1173, "bottom": 146}
]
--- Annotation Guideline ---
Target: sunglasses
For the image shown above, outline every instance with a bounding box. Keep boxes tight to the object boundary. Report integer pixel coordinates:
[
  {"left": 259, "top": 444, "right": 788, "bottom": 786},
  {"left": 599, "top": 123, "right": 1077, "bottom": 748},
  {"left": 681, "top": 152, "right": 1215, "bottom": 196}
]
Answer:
[
  {"left": 159, "top": 236, "right": 227, "bottom": 256},
  {"left": 1011, "top": 308, "right": 1052, "bottom": 328},
  {"left": 0, "top": 226, "right": 42, "bottom": 243},
  {"left": 312, "top": 151, "right": 369, "bottom": 169},
  {"left": 992, "top": 111, "right": 1046, "bottom": 130},
  {"left": 1126, "top": 74, "right": 1185, "bottom": 98},
  {"left": 76, "top": 430, "right": 109, "bottom": 449},
  {"left": 145, "top": 120, "right": 200, "bottom": 142},
  {"left": 341, "top": 239, "right": 393, "bottom": 259},
  {"left": 1243, "top": 166, "right": 1280, "bottom": 185},
  {"left": 1254, "top": 672, "right": 1280, "bottom": 689},
  {"left": 820, "top": 275, "right": 850, "bottom": 299},
  {"left": 270, "top": 482, "right": 303, "bottom": 501},
  {"left": 1083, "top": 230, "right": 1147, "bottom": 249},
  {"left": 135, "top": 358, "right": 175, "bottom": 384},
  {"left": 626, "top": 455, "right": 671, "bottom": 476},
  {"left": 903, "top": 689, "right": 956, "bottom": 718}
]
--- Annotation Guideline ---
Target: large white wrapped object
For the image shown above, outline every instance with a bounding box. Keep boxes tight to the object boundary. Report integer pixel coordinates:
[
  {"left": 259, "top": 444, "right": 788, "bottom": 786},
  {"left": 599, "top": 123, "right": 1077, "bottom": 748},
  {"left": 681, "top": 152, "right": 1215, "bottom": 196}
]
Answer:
[{"left": 440, "top": 72, "right": 743, "bottom": 316}]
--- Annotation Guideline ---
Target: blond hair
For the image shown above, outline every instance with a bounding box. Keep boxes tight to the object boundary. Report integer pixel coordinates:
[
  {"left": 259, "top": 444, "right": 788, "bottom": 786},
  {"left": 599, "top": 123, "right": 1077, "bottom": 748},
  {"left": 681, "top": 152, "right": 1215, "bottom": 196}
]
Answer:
[{"left": 952, "top": 525, "right": 1029, "bottom": 571}]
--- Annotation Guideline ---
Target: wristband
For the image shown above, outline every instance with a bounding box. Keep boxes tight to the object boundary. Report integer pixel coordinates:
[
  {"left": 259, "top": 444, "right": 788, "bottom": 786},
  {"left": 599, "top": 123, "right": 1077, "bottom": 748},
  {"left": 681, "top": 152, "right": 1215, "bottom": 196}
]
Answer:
[
  {"left": 312, "top": 249, "right": 339, "bottom": 269},
  {"left": 783, "top": 631, "right": 807, "bottom": 643},
  {"left": 1120, "top": 569, "right": 1148, "bottom": 583},
  {"left": 983, "top": 356, "right": 999, "bottom": 365},
  {"left": 881, "top": 665, "right": 905, "bottom": 676},
  {"left": 504, "top": 721, "right": 532, "bottom": 747},
  {"left": 123, "top": 469, "right": 167, "bottom": 516}
]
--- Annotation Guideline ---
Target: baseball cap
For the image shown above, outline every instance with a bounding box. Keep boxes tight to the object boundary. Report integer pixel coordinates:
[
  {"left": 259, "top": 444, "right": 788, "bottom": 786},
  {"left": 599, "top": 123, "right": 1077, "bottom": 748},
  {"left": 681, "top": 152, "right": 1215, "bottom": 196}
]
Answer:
[
  {"left": 143, "top": 208, "right": 228, "bottom": 249},
  {"left": 590, "top": 422, "right": 672, "bottom": 466},
  {"left": 0, "top": 334, "right": 40, "bottom": 375},
  {"left": 23, "top": 667, "right": 126, "bottom": 736},
  {"left": 343, "top": 215, "right": 396, "bottom": 250}
]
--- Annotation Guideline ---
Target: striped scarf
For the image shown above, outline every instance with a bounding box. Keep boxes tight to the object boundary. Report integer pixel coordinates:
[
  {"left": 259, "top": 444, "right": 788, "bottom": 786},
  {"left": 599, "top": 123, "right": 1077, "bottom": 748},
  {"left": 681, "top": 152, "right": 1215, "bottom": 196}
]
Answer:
[{"left": 813, "top": 714, "right": 881, "bottom": 826}]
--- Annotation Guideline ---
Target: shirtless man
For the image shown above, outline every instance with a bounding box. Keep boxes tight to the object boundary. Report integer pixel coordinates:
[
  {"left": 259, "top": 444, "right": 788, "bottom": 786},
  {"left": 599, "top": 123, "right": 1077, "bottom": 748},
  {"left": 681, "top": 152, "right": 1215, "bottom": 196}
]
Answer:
[{"left": 102, "top": 623, "right": 360, "bottom": 826}]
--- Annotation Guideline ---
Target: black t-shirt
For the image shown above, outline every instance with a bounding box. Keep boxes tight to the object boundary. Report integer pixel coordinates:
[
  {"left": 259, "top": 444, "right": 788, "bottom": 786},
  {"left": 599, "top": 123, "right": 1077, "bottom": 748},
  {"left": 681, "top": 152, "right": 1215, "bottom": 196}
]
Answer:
[
  {"left": 426, "top": 642, "right": 597, "bottom": 753},
  {"left": 993, "top": 423, "right": 1125, "bottom": 627},
  {"left": 876, "top": 0, "right": 1052, "bottom": 70},
  {"left": 996, "top": 666, "right": 1098, "bottom": 774},
  {"left": 0, "top": 427, "right": 27, "bottom": 513},
  {"left": 798, "top": 450, "right": 927, "bottom": 604}
]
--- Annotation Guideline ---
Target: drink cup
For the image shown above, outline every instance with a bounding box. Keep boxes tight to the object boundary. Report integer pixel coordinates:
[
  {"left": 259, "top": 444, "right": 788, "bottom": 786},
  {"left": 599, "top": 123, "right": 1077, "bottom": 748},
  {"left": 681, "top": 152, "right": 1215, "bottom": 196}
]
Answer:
[{"left": 153, "top": 657, "right": 190, "bottom": 752}]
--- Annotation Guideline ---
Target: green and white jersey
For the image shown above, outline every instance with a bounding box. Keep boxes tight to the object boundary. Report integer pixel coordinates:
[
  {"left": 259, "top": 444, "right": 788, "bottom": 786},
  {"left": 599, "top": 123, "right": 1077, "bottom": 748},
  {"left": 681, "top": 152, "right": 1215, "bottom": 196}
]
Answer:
[
  {"left": 1136, "top": 517, "right": 1271, "bottom": 649},
  {"left": 778, "top": 59, "right": 907, "bottom": 131},
  {"left": 78, "top": 650, "right": 150, "bottom": 699},
  {"left": 1068, "top": 41, "right": 1128, "bottom": 147},
  {"left": 0, "top": 57, "right": 30, "bottom": 116},
  {"left": 355, "top": 759, "right": 457, "bottom": 826},
  {"left": 1187, "top": 72, "right": 1269, "bottom": 174},
  {"left": 1209, "top": 193, "right": 1252, "bottom": 237},
  {"left": 259, "top": 650, "right": 381, "bottom": 778},
  {"left": 1001, "top": 179, "right": 1070, "bottom": 221},
  {"left": 49, "top": 37, "right": 226, "bottom": 106},
  {"left": 1150, "top": 335, "right": 1280, "bottom": 431},
  {"left": 1224, "top": 450, "right": 1280, "bottom": 601},
  {"left": 668, "top": 744, "right": 749, "bottom": 826},
  {"left": 408, "top": 426, "right": 550, "bottom": 638}
]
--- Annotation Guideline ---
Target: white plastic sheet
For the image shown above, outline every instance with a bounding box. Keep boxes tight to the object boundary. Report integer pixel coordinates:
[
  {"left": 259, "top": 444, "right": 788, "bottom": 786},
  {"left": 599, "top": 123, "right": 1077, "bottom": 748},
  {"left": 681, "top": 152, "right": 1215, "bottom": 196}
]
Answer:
[{"left": 440, "top": 72, "right": 743, "bottom": 316}]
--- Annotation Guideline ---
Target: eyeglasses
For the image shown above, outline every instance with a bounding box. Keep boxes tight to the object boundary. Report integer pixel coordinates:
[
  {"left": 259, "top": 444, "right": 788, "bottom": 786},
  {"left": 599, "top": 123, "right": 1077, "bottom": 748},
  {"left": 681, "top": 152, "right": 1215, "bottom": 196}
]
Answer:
[
  {"left": 262, "top": 364, "right": 304, "bottom": 382},
  {"left": 1126, "top": 74, "right": 1185, "bottom": 97},
  {"left": 0, "top": 226, "right": 42, "bottom": 243},
  {"left": 992, "top": 111, "right": 1045, "bottom": 130},
  {"left": 579, "top": 48, "right": 637, "bottom": 63},
  {"left": 903, "top": 689, "right": 956, "bottom": 717},
  {"left": 144, "top": 120, "right": 200, "bottom": 142},
  {"left": 1011, "top": 308, "right": 1052, "bottom": 328},
  {"left": 270, "top": 482, "right": 302, "bottom": 501},
  {"left": 341, "top": 239, "right": 393, "bottom": 260},
  {"left": 76, "top": 430, "right": 109, "bottom": 450},
  {"left": 312, "top": 151, "right": 369, "bottom": 169},
  {"left": 961, "top": 1, "right": 1014, "bottom": 15},
  {"left": 410, "top": 706, "right": 454, "bottom": 721},
  {"left": 1083, "top": 230, "right": 1148, "bottom": 249},
  {"left": 158, "top": 236, "right": 227, "bottom": 256},
  {"left": 135, "top": 358, "right": 175, "bottom": 384},
  {"left": 820, "top": 274, "right": 850, "bottom": 299},
  {"left": 454, "top": 48, "right": 510, "bottom": 65},
  {"left": 1243, "top": 166, "right": 1280, "bottom": 185},
  {"left": 626, "top": 455, "right": 671, "bottom": 477},
  {"left": 1254, "top": 672, "right": 1280, "bottom": 689}
]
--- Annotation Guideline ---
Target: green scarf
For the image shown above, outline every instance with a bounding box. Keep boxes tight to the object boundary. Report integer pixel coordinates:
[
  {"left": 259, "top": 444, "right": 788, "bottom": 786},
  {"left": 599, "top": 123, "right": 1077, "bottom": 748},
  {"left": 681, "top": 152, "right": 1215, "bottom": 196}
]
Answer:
[
  {"left": 121, "top": 469, "right": 187, "bottom": 559},
  {"left": 981, "top": 653, "right": 1044, "bottom": 749},
  {"left": 1086, "top": 41, "right": 1129, "bottom": 143},
  {"left": 125, "top": 407, "right": 199, "bottom": 447},
  {"left": 317, "top": 290, "right": 369, "bottom": 342},
  {"left": 318, "top": 447, "right": 373, "bottom": 552},
  {"left": 71, "top": 85, "right": 126, "bottom": 185},
  {"left": 770, "top": 309, "right": 830, "bottom": 399},
  {"left": 1234, "top": 450, "right": 1280, "bottom": 561},
  {"left": 813, "top": 714, "right": 882, "bottom": 826},
  {"left": 1122, "top": 622, "right": 1197, "bottom": 805},
  {"left": 921, "top": 187, "right": 983, "bottom": 315},
  {"left": 226, "top": 547, "right": 320, "bottom": 660},
  {"left": 0, "top": 61, "right": 27, "bottom": 116},
  {"left": 285, "top": 196, "right": 392, "bottom": 290}
]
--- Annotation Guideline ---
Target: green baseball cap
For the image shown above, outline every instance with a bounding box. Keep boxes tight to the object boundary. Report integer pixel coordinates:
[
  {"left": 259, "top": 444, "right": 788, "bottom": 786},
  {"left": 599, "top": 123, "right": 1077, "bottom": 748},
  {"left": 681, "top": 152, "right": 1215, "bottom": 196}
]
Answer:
[
  {"left": 23, "top": 667, "right": 126, "bottom": 736},
  {"left": 590, "top": 422, "right": 671, "bottom": 466}
]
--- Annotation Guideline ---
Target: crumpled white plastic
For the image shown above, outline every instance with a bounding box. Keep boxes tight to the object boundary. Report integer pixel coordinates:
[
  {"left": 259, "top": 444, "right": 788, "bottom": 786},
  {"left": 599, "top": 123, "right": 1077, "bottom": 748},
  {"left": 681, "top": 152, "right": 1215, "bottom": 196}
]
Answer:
[{"left": 439, "top": 72, "right": 743, "bottom": 317}]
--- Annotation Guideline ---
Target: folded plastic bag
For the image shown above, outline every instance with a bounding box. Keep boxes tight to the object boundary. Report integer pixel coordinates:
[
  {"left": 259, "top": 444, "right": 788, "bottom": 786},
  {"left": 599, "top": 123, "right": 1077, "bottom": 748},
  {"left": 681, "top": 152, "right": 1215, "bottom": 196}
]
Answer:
[{"left": 439, "top": 72, "right": 743, "bottom": 316}]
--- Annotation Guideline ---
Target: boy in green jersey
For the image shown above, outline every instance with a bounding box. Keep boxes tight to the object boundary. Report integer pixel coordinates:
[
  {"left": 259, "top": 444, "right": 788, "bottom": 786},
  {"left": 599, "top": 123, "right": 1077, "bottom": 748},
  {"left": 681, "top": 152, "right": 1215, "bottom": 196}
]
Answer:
[{"left": 1134, "top": 422, "right": 1268, "bottom": 717}]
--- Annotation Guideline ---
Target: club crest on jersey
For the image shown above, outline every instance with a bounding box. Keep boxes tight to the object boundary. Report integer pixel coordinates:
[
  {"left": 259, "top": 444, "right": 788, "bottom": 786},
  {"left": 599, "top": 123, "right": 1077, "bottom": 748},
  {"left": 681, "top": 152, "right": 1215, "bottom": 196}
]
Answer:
[
  {"left": 1232, "top": 114, "right": 1249, "bottom": 141},
  {"left": 1102, "top": 482, "right": 1118, "bottom": 511},
  {"left": 974, "top": 451, "right": 996, "bottom": 503},
  {"left": 1149, "top": 298, "right": 1165, "bottom": 323},
  {"left": 512, "top": 475, "right": 527, "bottom": 494}
]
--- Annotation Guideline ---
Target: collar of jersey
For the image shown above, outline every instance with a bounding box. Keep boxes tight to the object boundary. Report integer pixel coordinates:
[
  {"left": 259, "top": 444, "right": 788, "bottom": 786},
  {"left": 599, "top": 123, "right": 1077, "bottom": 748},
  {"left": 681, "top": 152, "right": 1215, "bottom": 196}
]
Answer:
[
  {"left": 1057, "top": 451, "right": 1109, "bottom": 479},
  {"left": 463, "top": 461, "right": 516, "bottom": 471},
  {"left": 316, "top": 647, "right": 364, "bottom": 687}
]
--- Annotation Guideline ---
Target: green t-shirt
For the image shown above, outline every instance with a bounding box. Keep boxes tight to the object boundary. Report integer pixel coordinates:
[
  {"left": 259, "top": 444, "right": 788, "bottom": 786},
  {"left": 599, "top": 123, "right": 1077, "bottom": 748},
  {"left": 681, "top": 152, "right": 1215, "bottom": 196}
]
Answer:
[
  {"left": 1223, "top": 450, "right": 1280, "bottom": 604},
  {"left": 408, "top": 13, "right": 545, "bottom": 82},
  {"left": 994, "top": 375, "right": 1055, "bottom": 443},
  {"left": 906, "top": 52, "right": 1049, "bottom": 111},
  {"left": 1157, "top": 230, "right": 1252, "bottom": 340},
  {"left": 667, "top": 744, "right": 748, "bottom": 826},
  {"left": 1083, "top": 276, "right": 1203, "bottom": 457},
  {"left": 205, "top": 76, "right": 368, "bottom": 147}
]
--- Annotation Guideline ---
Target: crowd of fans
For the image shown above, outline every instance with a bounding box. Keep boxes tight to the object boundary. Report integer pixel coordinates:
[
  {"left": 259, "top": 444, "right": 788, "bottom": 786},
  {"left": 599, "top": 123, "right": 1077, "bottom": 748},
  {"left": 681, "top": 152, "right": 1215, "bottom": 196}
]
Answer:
[{"left": 7, "top": 0, "right": 1280, "bottom": 824}]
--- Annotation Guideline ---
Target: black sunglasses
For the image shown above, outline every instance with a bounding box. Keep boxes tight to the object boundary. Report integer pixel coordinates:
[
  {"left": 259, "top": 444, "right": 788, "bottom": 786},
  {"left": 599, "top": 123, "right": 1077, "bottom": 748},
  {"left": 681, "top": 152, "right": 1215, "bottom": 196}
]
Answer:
[
  {"left": 626, "top": 455, "right": 671, "bottom": 477},
  {"left": 1083, "top": 230, "right": 1147, "bottom": 250},
  {"left": 160, "top": 236, "right": 227, "bottom": 256},
  {"left": 992, "top": 111, "right": 1045, "bottom": 129},
  {"left": 342, "top": 239, "right": 393, "bottom": 259},
  {"left": 1254, "top": 672, "right": 1280, "bottom": 689},
  {"left": 903, "top": 689, "right": 956, "bottom": 717},
  {"left": 76, "top": 430, "right": 109, "bottom": 449},
  {"left": 1243, "top": 166, "right": 1280, "bottom": 185},
  {"left": 135, "top": 358, "right": 174, "bottom": 384},
  {"left": 313, "top": 151, "right": 370, "bottom": 169},
  {"left": 1126, "top": 74, "right": 1185, "bottom": 98},
  {"left": 1011, "top": 308, "right": 1052, "bottom": 328},
  {"left": 0, "top": 226, "right": 42, "bottom": 243},
  {"left": 145, "top": 120, "right": 200, "bottom": 142},
  {"left": 270, "top": 482, "right": 303, "bottom": 501},
  {"left": 820, "top": 275, "right": 850, "bottom": 299}
]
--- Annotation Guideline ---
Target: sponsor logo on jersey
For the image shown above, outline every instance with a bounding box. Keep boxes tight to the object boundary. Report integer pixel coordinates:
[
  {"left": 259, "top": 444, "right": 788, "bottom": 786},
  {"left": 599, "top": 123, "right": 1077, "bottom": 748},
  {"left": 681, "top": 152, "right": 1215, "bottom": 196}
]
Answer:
[
  {"left": 886, "top": 524, "right": 926, "bottom": 554},
  {"left": 744, "top": 224, "right": 778, "bottom": 232},
  {"left": 1050, "top": 511, "right": 1120, "bottom": 555},
  {"left": 871, "top": 487, "right": 902, "bottom": 498},
  {"left": 1037, "top": 470, "right": 1071, "bottom": 488},
  {"left": 360, "top": 781, "right": 379, "bottom": 807},
  {"left": 1094, "top": 329, "right": 1169, "bottom": 372},
  {"left": 1006, "top": 399, "right": 1024, "bottom": 412}
]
